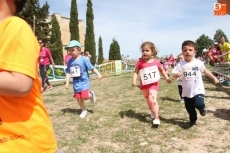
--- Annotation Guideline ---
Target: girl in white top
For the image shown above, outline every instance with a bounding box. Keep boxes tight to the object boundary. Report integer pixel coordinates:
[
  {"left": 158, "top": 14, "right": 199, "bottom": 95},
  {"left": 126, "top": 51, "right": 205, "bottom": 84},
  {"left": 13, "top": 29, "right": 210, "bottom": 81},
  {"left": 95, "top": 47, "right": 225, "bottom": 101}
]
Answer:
[
  {"left": 175, "top": 53, "right": 184, "bottom": 102},
  {"left": 172, "top": 40, "right": 219, "bottom": 126}
]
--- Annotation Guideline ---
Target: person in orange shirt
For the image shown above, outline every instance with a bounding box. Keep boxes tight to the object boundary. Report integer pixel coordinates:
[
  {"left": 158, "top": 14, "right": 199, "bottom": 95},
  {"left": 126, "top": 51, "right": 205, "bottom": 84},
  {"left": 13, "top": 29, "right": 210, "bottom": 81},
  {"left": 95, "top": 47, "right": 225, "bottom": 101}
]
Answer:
[{"left": 0, "top": 0, "right": 60, "bottom": 152}]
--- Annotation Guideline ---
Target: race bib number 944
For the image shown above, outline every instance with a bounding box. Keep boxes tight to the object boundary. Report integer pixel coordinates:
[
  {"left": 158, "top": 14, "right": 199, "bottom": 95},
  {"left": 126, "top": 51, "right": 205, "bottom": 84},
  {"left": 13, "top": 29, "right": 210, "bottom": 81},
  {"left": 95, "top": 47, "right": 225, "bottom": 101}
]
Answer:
[
  {"left": 140, "top": 65, "right": 160, "bottom": 85},
  {"left": 182, "top": 68, "right": 200, "bottom": 80}
]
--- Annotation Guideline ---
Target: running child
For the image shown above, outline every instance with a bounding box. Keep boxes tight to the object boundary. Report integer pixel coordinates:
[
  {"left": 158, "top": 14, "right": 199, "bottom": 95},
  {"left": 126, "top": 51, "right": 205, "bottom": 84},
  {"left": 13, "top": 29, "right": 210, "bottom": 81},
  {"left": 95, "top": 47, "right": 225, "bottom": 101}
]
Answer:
[
  {"left": 65, "top": 40, "right": 103, "bottom": 118},
  {"left": 172, "top": 40, "right": 219, "bottom": 126},
  {"left": 132, "top": 41, "right": 171, "bottom": 125},
  {"left": 162, "top": 57, "right": 170, "bottom": 76},
  {"left": 0, "top": 0, "right": 59, "bottom": 152},
  {"left": 175, "top": 53, "right": 184, "bottom": 103}
]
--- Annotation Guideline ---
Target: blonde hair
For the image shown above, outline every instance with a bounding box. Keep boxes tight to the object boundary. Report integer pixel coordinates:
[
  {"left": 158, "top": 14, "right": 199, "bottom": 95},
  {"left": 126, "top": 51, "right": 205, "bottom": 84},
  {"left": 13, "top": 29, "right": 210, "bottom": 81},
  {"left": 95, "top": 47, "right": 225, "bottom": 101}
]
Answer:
[{"left": 140, "top": 41, "right": 157, "bottom": 56}]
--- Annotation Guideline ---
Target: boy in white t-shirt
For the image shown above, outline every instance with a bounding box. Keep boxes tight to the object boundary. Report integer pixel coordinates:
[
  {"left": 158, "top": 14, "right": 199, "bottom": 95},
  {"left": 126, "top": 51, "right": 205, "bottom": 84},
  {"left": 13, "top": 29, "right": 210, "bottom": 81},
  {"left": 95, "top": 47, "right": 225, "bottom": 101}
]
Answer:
[{"left": 172, "top": 40, "right": 219, "bottom": 126}]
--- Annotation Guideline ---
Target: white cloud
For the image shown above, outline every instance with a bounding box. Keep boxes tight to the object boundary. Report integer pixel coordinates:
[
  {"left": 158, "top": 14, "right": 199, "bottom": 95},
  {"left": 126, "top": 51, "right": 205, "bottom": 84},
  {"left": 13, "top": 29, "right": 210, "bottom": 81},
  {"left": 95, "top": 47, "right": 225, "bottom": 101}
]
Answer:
[{"left": 40, "top": 0, "right": 230, "bottom": 59}]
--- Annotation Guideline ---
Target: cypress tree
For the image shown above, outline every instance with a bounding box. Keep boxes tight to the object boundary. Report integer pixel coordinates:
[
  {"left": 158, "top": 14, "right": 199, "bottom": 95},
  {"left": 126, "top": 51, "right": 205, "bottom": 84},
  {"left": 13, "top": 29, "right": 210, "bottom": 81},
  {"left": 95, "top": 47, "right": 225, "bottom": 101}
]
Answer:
[
  {"left": 69, "top": 0, "right": 79, "bottom": 40},
  {"left": 114, "top": 40, "right": 121, "bottom": 60},
  {"left": 38, "top": 2, "right": 51, "bottom": 43},
  {"left": 18, "top": 0, "right": 51, "bottom": 41},
  {"left": 109, "top": 39, "right": 121, "bottom": 60},
  {"left": 48, "top": 15, "right": 63, "bottom": 65},
  {"left": 84, "top": 0, "right": 96, "bottom": 65},
  {"left": 97, "top": 36, "right": 104, "bottom": 64}
]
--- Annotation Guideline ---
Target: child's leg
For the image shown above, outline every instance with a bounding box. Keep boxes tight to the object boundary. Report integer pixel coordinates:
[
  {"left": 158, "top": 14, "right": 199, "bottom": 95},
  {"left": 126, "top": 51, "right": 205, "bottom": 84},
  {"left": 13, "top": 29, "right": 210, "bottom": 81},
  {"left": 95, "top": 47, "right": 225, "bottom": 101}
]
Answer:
[
  {"left": 74, "top": 94, "right": 87, "bottom": 118},
  {"left": 194, "top": 94, "right": 206, "bottom": 116},
  {"left": 142, "top": 89, "right": 159, "bottom": 119},
  {"left": 77, "top": 98, "right": 86, "bottom": 110},
  {"left": 81, "top": 90, "right": 96, "bottom": 103},
  {"left": 184, "top": 97, "right": 197, "bottom": 124},
  {"left": 148, "top": 90, "right": 159, "bottom": 119},
  {"left": 178, "top": 85, "right": 183, "bottom": 99},
  {"left": 142, "top": 89, "right": 153, "bottom": 112}
]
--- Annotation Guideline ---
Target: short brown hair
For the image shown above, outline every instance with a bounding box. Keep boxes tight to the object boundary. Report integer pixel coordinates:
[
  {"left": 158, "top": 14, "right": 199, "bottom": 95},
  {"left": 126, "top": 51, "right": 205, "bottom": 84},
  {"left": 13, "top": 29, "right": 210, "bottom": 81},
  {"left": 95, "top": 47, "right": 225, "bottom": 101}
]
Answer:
[{"left": 181, "top": 40, "right": 196, "bottom": 50}]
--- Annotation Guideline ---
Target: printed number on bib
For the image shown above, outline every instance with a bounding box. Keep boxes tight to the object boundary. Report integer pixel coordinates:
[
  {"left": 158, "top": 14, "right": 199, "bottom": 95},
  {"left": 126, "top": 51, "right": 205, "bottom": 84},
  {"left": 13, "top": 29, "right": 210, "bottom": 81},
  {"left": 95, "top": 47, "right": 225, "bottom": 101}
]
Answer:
[
  {"left": 70, "top": 66, "right": 80, "bottom": 77},
  {"left": 140, "top": 65, "right": 160, "bottom": 85},
  {"left": 182, "top": 69, "right": 199, "bottom": 80}
]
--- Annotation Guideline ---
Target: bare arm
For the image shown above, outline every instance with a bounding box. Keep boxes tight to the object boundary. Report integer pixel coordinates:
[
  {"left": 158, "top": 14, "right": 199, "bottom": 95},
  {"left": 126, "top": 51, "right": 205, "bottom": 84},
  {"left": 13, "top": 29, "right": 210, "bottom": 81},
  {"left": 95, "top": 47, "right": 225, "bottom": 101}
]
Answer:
[
  {"left": 92, "top": 68, "right": 103, "bottom": 80},
  {"left": 0, "top": 71, "right": 33, "bottom": 97},
  {"left": 158, "top": 66, "right": 171, "bottom": 83},
  {"left": 132, "top": 68, "right": 139, "bottom": 87},
  {"left": 218, "top": 48, "right": 230, "bottom": 58},
  {"left": 203, "top": 69, "right": 219, "bottom": 84},
  {"left": 65, "top": 73, "right": 70, "bottom": 88}
]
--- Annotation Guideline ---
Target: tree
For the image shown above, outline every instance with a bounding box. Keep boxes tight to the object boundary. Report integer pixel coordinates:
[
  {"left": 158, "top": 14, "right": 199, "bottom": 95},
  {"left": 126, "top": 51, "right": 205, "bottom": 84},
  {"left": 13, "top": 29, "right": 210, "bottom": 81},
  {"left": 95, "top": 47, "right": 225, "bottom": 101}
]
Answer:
[
  {"left": 213, "top": 29, "right": 229, "bottom": 43},
  {"left": 48, "top": 15, "right": 63, "bottom": 65},
  {"left": 195, "top": 34, "right": 213, "bottom": 58},
  {"left": 84, "top": 0, "right": 96, "bottom": 65},
  {"left": 38, "top": 2, "right": 51, "bottom": 43},
  {"left": 69, "top": 0, "right": 79, "bottom": 40},
  {"left": 109, "top": 39, "right": 121, "bottom": 60},
  {"left": 97, "top": 36, "right": 104, "bottom": 64},
  {"left": 18, "top": 0, "right": 51, "bottom": 42}
]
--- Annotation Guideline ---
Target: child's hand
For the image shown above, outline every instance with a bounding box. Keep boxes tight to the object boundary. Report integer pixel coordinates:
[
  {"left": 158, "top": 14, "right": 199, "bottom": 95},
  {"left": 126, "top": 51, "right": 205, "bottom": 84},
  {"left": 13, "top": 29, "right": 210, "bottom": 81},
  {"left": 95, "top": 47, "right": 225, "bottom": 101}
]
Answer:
[
  {"left": 132, "top": 82, "right": 137, "bottom": 87},
  {"left": 65, "top": 83, "right": 69, "bottom": 89},
  {"left": 213, "top": 77, "right": 219, "bottom": 84},
  {"left": 165, "top": 78, "right": 171, "bottom": 83},
  {"left": 174, "top": 72, "right": 182, "bottom": 78},
  {"left": 97, "top": 74, "right": 103, "bottom": 81}
]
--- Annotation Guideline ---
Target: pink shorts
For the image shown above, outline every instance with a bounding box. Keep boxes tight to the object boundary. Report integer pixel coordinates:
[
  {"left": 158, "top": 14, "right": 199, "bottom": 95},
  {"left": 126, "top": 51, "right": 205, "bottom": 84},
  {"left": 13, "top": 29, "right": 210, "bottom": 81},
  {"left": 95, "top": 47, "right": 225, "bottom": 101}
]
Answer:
[{"left": 73, "top": 90, "right": 89, "bottom": 99}]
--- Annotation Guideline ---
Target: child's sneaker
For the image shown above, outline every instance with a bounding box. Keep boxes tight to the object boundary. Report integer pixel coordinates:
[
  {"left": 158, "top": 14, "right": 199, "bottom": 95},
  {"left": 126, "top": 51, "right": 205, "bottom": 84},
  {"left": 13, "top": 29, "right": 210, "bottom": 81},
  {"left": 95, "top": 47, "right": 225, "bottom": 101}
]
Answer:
[
  {"left": 153, "top": 119, "right": 160, "bottom": 125},
  {"left": 189, "top": 121, "right": 196, "bottom": 126},
  {"left": 89, "top": 91, "right": 96, "bottom": 103},
  {"left": 45, "top": 86, "right": 53, "bottom": 91},
  {"left": 199, "top": 108, "right": 207, "bottom": 116},
  {"left": 150, "top": 112, "right": 155, "bottom": 119},
  {"left": 79, "top": 110, "right": 88, "bottom": 118}
]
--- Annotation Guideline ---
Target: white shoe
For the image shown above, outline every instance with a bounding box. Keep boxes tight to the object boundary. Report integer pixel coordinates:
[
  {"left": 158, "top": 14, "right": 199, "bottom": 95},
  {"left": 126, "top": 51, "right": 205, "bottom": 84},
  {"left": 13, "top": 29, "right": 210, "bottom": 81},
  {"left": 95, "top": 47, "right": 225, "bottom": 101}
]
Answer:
[
  {"left": 80, "top": 110, "right": 88, "bottom": 118},
  {"left": 90, "top": 91, "right": 96, "bottom": 103},
  {"left": 150, "top": 113, "right": 155, "bottom": 119},
  {"left": 153, "top": 119, "right": 160, "bottom": 125},
  {"left": 180, "top": 99, "right": 184, "bottom": 103}
]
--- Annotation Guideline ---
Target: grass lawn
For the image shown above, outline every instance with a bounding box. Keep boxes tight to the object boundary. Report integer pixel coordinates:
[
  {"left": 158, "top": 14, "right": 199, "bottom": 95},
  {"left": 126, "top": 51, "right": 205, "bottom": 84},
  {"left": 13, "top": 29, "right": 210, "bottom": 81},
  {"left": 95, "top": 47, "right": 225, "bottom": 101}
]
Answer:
[{"left": 42, "top": 72, "right": 230, "bottom": 153}]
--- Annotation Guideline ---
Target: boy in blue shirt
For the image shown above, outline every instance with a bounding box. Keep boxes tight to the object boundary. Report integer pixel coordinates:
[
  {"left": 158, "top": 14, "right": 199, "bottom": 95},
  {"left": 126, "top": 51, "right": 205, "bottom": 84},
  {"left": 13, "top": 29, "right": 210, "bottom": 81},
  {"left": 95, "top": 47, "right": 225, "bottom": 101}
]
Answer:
[{"left": 65, "top": 40, "right": 102, "bottom": 118}]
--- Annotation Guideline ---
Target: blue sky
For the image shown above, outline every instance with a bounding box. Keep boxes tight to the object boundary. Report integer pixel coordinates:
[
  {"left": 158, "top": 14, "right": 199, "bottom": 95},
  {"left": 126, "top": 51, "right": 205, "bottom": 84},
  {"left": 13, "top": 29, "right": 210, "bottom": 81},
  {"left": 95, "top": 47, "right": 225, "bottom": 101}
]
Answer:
[{"left": 40, "top": 0, "right": 230, "bottom": 59}]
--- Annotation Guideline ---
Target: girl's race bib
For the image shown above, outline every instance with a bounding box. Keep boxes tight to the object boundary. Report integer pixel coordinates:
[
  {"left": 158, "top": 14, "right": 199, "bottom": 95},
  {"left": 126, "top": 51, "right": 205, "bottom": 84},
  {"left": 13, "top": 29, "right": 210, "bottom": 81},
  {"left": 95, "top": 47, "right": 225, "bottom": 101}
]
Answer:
[
  {"left": 70, "top": 66, "right": 81, "bottom": 77},
  {"left": 140, "top": 65, "right": 160, "bottom": 85}
]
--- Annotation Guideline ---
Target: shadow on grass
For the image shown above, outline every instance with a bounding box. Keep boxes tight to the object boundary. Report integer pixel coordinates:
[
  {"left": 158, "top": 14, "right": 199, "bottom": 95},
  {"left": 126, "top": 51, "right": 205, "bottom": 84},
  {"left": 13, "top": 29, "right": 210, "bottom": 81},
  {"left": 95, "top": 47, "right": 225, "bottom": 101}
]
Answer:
[
  {"left": 61, "top": 108, "right": 94, "bottom": 115},
  {"left": 119, "top": 109, "right": 192, "bottom": 129},
  {"left": 119, "top": 109, "right": 149, "bottom": 123},
  {"left": 119, "top": 109, "right": 160, "bottom": 128},
  {"left": 160, "top": 96, "right": 179, "bottom": 103},
  {"left": 208, "top": 109, "right": 230, "bottom": 121},
  {"left": 160, "top": 117, "right": 192, "bottom": 129}
]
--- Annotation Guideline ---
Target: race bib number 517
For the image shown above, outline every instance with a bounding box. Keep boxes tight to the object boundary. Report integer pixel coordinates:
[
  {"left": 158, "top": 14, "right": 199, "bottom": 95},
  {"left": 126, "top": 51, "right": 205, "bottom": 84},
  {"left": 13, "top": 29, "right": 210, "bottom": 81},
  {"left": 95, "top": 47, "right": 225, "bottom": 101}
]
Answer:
[{"left": 139, "top": 65, "right": 160, "bottom": 85}]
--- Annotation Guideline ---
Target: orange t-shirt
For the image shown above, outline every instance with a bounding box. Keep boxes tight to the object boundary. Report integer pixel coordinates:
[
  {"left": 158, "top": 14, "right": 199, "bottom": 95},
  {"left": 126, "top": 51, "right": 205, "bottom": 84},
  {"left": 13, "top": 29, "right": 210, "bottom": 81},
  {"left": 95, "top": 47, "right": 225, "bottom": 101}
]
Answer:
[{"left": 0, "top": 17, "right": 57, "bottom": 153}]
